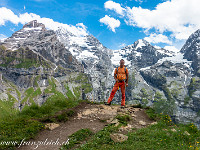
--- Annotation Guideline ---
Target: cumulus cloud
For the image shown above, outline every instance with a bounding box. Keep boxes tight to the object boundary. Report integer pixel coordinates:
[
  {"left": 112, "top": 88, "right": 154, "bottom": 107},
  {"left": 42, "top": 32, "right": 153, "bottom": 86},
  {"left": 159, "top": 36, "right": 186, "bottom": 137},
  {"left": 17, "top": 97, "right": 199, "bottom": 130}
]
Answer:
[
  {"left": 104, "top": 0, "right": 200, "bottom": 42},
  {"left": 104, "top": 1, "right": 125, "bottom": 16},
  {"left": 0, "top": 7, "right": 88, "bottom": 37},
  {"left": 99, "top": 15, "right": 120, "bottom": 32},
  {"left": 0, "top": 34, "right": 7, "bottom": 41},
  {"left": 0, "top": 7, "right": 20, "bottom": 25},
  {"left": 144, "top": 33, "right": 172, "bottom": 44}
]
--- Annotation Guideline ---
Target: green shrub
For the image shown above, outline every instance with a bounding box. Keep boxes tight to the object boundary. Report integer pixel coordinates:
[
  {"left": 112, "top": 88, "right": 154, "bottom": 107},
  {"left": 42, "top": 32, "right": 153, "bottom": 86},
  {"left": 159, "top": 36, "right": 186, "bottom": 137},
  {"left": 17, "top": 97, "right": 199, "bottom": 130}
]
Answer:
[
  {"left": 66, "top": 110, "right": 75, "bottom": 117},
  {"left": 116, "top": 114, "right": 131, "bottom": 125},
  {"left": 56, "top": 113, "right": 69, "bottom": 122}
]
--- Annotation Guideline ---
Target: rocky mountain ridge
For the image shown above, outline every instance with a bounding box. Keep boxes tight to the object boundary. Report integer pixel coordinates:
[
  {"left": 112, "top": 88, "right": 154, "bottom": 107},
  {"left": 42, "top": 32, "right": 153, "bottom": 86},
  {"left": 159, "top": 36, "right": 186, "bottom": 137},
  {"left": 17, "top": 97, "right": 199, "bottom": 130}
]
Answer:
[
  {"left": 0, "top": 20, "right": 200, "bottom": 128},
  {"left": 0, "top": 20, "right": 92, "bottom": 111}
]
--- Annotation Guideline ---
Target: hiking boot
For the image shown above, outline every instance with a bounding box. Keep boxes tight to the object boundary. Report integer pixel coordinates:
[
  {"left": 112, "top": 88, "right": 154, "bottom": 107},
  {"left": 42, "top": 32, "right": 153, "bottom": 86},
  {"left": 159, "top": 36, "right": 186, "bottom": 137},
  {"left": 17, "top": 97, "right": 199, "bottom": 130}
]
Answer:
[
  {"left": 121, "top": 106, "right": 125, "bottom": 109},
  {"left": 104, "top": 102, "right": 111, "bottom": 106}
]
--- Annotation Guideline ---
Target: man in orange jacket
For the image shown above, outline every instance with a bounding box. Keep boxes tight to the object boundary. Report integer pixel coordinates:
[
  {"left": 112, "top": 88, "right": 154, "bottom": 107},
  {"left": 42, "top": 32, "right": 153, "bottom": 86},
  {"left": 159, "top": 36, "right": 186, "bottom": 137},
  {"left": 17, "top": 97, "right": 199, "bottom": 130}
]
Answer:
[{"left": 105, "top": 59, "right": 129, "bottom": 108}]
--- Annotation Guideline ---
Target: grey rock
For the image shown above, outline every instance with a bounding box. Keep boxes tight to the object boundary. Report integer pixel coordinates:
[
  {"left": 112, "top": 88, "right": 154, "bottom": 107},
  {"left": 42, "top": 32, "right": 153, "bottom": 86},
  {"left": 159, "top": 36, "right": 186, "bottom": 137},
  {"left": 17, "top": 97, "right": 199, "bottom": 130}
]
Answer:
[{"left": 110, "top": 133, "right": 128, "bottom": 143}]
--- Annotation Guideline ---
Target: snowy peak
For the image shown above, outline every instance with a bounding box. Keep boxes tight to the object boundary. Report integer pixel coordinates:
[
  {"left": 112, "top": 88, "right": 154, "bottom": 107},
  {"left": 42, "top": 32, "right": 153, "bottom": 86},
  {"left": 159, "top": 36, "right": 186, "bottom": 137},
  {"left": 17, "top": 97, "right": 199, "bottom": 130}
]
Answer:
[
  {"left": 2, "top": 20, "right": 47, "bottom": 50},
  {"left": 111, "top": 39, "right": 153, "bottom": 67},
  {"left": 135, "top": 39, "right": 149, "bottom": 49},
  {"left": 180, "top": 29, "right": 200, "bottom": 54},
  {"left": 121, "top": 39, "right": 149, "bottom": 52},
  {"left": 111, "top": 39, "right": 177, "bottom": 69},
  {"left": 0, "top": 20, "right": 83, "bottom": 71},
  {"left": 22, "top": 20, "right": 46, "bottom": 32},
  {"left": 55, "top": 27, "right": 111, "bottom": 62}
]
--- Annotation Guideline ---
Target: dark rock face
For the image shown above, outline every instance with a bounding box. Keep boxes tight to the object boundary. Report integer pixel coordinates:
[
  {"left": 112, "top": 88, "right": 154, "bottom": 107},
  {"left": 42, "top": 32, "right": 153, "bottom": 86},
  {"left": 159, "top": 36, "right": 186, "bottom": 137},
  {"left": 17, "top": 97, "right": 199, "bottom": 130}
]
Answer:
[
  {"left": 140, "top": 70, "right": 167, "bottom": 89},
  {"left": 180, "top": 29, "right": 200, "bottom": 76}
]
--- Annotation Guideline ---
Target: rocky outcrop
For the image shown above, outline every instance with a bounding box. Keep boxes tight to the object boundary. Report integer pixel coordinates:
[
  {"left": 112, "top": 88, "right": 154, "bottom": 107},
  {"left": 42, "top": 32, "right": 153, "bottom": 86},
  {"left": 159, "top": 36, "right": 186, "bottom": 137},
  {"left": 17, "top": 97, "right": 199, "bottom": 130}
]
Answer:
[{"left": 180, "top": 29, "right": 200, "bottom": 76}]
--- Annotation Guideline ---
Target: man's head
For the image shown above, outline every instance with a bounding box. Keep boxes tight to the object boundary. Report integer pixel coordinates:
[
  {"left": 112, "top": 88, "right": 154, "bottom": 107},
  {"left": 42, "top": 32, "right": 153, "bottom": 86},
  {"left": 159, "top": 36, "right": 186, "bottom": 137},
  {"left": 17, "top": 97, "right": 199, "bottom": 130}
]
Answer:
[{"left": 120, "top": 59, "right": 125, "bottom": 67}]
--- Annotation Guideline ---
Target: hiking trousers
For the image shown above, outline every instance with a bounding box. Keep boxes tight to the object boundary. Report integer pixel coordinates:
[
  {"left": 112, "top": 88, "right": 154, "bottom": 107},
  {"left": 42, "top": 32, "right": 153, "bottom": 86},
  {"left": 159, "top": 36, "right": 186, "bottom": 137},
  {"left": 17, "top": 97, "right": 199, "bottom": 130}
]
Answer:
[{"left": 107, "top": 81, "right": 126, "bottom": 106}]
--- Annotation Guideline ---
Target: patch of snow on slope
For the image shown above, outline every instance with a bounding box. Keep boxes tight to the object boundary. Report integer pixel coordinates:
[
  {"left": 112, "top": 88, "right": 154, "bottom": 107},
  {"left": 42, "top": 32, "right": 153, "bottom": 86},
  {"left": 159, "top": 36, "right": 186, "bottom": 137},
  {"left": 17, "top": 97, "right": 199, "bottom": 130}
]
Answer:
[
  {"left": 136, "top": 39, "right": 145, "bottom": 49},
  {"left": 157, "top": 52, "right": 192, "bottom": 68},
  {"left": 111, "top": 50, "right": 131, "bottom": 66},
  {"left": 76, "top": 50, "right": 98, "bottom": 59}
]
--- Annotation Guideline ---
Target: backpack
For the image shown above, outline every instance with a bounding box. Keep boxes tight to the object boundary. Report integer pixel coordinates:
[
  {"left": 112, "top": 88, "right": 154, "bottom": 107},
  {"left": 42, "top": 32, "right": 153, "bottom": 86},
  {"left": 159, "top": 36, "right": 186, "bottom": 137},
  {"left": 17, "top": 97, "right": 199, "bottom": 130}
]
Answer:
[
  {"left": 115, "top": 66, "right": 127, "bottom": 81},
  {"left": 116, "top": 66, "right": 127, "bottom": 74}
]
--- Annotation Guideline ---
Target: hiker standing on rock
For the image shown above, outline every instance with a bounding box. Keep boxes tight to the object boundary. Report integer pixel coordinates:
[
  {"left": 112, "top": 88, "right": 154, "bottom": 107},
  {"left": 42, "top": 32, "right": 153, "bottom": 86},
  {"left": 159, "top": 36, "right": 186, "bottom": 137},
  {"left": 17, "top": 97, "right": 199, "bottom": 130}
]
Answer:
[{"left": 105, "top": 59, "right": 129, "bottom": 108}]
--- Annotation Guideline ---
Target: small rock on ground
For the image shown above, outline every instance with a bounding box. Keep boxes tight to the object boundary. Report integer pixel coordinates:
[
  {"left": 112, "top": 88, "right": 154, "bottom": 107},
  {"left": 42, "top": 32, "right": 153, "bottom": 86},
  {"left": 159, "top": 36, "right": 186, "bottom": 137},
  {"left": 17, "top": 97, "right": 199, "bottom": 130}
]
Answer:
[
  {"left": 110, "top": 133, "right": 128, "bottom": 143},
  {"left": 45, "top": 123, "right": 60, "bottom": 130}
]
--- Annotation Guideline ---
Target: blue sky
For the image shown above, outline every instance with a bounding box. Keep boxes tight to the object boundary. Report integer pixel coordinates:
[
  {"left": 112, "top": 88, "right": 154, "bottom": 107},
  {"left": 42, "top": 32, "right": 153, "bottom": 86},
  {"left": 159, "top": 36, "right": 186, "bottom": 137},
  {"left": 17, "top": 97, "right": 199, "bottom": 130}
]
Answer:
[{"left": 0, "top": 0, "right": 200, "bottom": 50}]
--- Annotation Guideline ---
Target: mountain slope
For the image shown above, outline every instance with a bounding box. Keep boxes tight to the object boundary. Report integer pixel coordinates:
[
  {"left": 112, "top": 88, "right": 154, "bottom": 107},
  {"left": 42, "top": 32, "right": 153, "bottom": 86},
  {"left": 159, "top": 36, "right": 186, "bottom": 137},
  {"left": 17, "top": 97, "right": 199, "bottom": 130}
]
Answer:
[
  {"left": 2, "top": 20, "right": 83, "bottom": 72},
  {"left": 0, "top": 20, "right": 200, "bottom": 129},
  {"left": 0, "top": 20, "right": 92, "bottom": 111},
  {"left": 55, "top": 27, "right": 114, "bottom": 102}
]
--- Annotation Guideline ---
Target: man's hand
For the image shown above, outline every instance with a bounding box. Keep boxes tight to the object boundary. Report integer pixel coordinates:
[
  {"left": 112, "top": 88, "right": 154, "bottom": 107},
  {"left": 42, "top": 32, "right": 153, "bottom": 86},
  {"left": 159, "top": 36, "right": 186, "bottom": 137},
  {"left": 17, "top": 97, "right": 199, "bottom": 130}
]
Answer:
[{"left": 126, "top": 83, "right": 128, "bottom": 87}]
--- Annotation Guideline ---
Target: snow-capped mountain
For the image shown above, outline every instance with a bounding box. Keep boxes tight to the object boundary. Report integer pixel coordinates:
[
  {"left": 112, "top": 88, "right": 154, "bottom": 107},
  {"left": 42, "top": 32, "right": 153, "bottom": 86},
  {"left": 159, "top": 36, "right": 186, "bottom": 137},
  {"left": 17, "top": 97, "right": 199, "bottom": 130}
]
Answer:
[
  {"left": 112, "top": 39, "right": 175, "bottom": 69},
  {"left": 2, "top": 20, "right": 82, "bottom": 71},
  {"left": 0, "top": 20, "right": 200, "bottom": 128},
  {"left": 109, "top": 36, "right": 199, "bottom": 128},
  {"left": 3, "top": 20, "right": 46, "bottom": 51},
  {"left": 55, "top": 27, "right": 114, "bottom": 101},
  {"left": 0, "top": 20, "right": 87, "bottom": 109}
]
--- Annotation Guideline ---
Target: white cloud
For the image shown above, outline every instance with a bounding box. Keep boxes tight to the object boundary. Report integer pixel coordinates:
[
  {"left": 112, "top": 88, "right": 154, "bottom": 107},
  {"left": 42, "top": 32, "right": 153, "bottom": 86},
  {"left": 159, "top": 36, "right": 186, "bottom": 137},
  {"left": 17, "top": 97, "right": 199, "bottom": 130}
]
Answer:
[
  {"left": 118, "top": 43, "right": 126, "bottom": 48},
  {"left": 104, "top": 1, "right": 125, "bottom": 16},
  {"left": 0, "top": 7, "right": 20, "bottom": 25},
  {"left": 144, "top": 33, "right": 172, "bottom": 44},
  {"left": 0, "top": 34, "right": 7, "bottom": 41},
  {"left": 125, "top": 0, "right": 200, "bottom": 40},
  {"left": 99, "top": 15, "right": 120, "bottom": 32},
  {"left": 0, "top": 7, "right": 88, "bottom": 37},
  {"left": 154, "top": 45, "right": 161, "bottom": 49},
  {"left": 105, "top": 0, "right": 200, "bottom": 42},
  {"left": 164, "top": 46, "right": 179, "bottom": 53},
  {"left": 10, "top": 28, "right": 15, "bottom": 32},
  {"left": 76, "top": 23, "right": 87, "bottom": 31}
]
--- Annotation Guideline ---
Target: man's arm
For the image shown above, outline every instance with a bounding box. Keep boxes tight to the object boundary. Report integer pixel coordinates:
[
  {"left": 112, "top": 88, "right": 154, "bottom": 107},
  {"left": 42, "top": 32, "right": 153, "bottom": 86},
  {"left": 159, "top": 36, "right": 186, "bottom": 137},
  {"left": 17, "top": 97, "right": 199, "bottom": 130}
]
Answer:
[
  {"left": 126, "top": 73, "right": 129, "bottom": 83},
  {"left": 126, "top": 69, "right": 129, "bottom": 86},
  {"left": 114, "top": 68, "right": 118, "bottom": 82}
]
